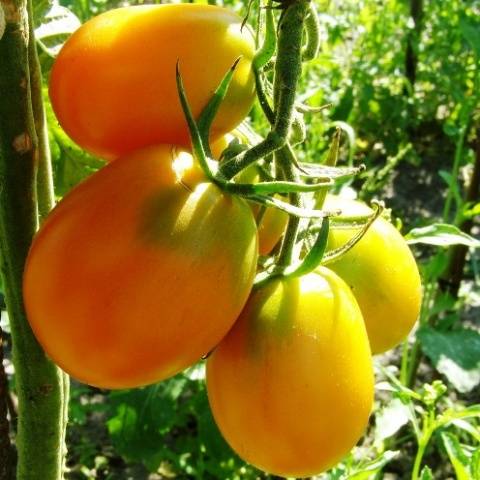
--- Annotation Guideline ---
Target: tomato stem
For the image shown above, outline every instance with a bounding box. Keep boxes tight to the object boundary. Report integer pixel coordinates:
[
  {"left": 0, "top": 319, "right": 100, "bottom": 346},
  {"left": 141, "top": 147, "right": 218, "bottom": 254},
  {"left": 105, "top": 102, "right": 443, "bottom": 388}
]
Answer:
[
  {"left": 254, "top": 68, "right": 275, "bottom": 124},
  {"left": 284, "top": 217, "right": 330, "bottom": 278},
  {"left": 314, "top": 127, "right": 341, "bottom": 210},
  {"left": 245, "top": 194, "right": 335, "bottom": 218},
  {"left": 253, "top": 0, "right": 276, "bottom": 70},
  {"left": 196, "top": 57, "right": 242, "bottom": 151},
  {"left": 218, "top": 0, "right": 310, "bottom": 180},
  {"left": 302, "top": 2, "right": 320, "bottom": 61},
  {"left": 320, "top": 202, "right": 384, "bottom": 265},
  {"left": 275, "top": 148, "right": 303, "bottom": 267},
  {"left": 175, "top": 62, "right": 216, "bottom": 182},
  {"left": 28, "top": 0, "right": 54, "bottom": 222}
]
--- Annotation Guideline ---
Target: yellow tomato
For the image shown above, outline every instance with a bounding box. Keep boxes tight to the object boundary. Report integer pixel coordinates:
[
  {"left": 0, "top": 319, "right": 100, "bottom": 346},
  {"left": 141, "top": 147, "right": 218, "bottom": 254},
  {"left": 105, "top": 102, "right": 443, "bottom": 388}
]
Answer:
[
  {"left": 207, "top": 268, "right": 374, "bottom": 477},
  {"left": 23, "top": 145, "right": 258, "bottom": 388},
  {"left": 49, "top": 5, "right": 256, "bottom": 160},
  {"left": 324, "top": 195, "right": 422, "bottom": 354}
]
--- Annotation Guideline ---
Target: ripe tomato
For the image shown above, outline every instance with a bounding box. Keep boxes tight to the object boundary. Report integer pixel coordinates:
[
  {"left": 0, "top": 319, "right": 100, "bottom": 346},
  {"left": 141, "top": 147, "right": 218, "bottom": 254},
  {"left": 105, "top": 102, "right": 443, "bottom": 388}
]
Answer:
[
  {"left": 207, "top": 268, "right": 374, "bottom": 477},
  {"left": 49, "top": 4, "right": 256, "bottom": 160},
  {"left": 324, "top": 195, "right": 422, "bottom": 354},
  {"left": 23, "top": 145, "right": 258, "bottom": 389}
]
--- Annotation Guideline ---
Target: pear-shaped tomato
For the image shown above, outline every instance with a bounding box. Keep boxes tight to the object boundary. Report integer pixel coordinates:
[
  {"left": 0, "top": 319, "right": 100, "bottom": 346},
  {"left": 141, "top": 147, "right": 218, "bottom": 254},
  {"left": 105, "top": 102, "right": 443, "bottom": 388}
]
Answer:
[
  {"left": 207, "top": 268, "right": 374, "bottom": 477},
  {"left": 49, "top": 4, "right": 256, "bottom": 160},
  {"left": 23, "top": 145, "right": 258, "bottom": 388},
  {"left": 324, "top": 195, "right": 422, "bottom": 354}
]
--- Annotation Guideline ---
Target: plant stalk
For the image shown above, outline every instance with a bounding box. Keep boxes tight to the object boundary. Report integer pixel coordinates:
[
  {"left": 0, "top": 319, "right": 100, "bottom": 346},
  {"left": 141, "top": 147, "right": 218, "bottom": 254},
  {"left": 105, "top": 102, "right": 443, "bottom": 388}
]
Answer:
[
  {"left": 439, "top": 128, "right": 480, "bottom": 296},
  {"left": 405, "top": 0, "right": 424, "bottom": 89},
  {"left": 0, "top": 1, "right": 66, "bottom": 478},
  {"left": 27, "top": 0, "right": 54, "bottom": 220}
]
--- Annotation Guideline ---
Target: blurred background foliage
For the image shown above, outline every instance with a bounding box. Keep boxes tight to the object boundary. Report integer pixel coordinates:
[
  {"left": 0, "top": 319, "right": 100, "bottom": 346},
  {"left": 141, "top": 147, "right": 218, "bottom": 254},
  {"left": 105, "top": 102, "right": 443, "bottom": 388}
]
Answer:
[{"left": 1, "top": 0, "right": 479, "bottom": 478}]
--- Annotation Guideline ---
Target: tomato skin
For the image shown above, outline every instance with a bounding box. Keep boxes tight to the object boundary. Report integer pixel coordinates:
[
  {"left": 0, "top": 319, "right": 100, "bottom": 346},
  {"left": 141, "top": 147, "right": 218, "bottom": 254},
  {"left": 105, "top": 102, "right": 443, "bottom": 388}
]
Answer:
[
  {"left": 207, "top": 268, "right": 374, "bottom": 477},
  {"left": 49, "top": 5, "right": 256, "bottom": 160},
  {"left": 255, "top": 204, "right": 289, "bottom": 256},
  {"left": 324, "top": 195, "right": 422, "bottom": 354},
  {"left": 23, "top": 145, "right": 258, "bottom": 389}
]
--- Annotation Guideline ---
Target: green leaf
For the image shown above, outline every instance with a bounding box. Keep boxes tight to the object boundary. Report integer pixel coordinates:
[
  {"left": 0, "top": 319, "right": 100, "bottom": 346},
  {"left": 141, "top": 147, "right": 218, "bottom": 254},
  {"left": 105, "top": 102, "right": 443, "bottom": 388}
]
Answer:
[
  {"left": 463, "top": 202, "right": 480, "bottom": 220},
  {"left": 418, "top": 327, "right": 480, "bottom": 393},
  {"left": 45, "top": 95, "right": 104, "bottom": 195},
  {"left": 405, "top": 224, "right": 480, "bottom": 248},
  {"left": 450, "top": 419, "right": 480, "bottom": 442},
  {"left": 459, "top": 14, "right": 480, "bottom": 57},
  {"left": 374, "top": 398, "right": 410, "bottom": 442},
  {"left": 471, "top": 448, "right": 480, "bottom": 479},
  {"left": 32, "top": 0, "right": 53, "bottom": 26},
  {"left": 441, "top": 405, "right": 480, "bottom": 425},
  {"left": 106, "top": 371, "right": 253, "bottom": 477},
  {"left": 35, "top": 3, "right": 81, "bottom": 56},
  {"left": 441, "top": 432, "right": 471, "bottom": 480},
  {"left": 0, "top": 310, "right": 9, "bottom": 334},
  {"left": 419, "top": 466, "right": 433, "bottom": 480},
  {"left": 332, "top": 86, "right": 354, "bottom": 121},
  {"left": 345, "top": 451, "right": 398, "bottom": 480}
]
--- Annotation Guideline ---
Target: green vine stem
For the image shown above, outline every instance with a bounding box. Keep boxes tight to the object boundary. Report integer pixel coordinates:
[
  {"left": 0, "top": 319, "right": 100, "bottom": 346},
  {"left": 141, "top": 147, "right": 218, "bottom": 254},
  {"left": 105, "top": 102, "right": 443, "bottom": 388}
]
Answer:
[
  {"left": 321, "top": 203, "right": 383, "bottom": 264},
  {"left": 253, "top": 0, "right": 276, "bottom": 70},
  {"left": 264, "top": 0, "right": 310, "bottom": 270},
  {"left": 439, "top": 128, "right": 480, "bottom": 296},
  {"left": 27, "top": 0, "right": 54, "bottom": 221},
  {"left": 255, "top": 217, "right": 330, "bottom": 288},
  {"left": 27, "top": 0, "right": 70, "bottom": 467},
  {"left": 275, "top": 149, "right": 302, "bottom": 267},
  {"left": 314, "top": 127, "right": 341, "bottom": 209},
  {"left": 0, "top": 1, "right": 66, "bottom": 479},
  {"left": 302, "top": 1, "right": 320, "bottom": 61},
  {"left": 219, "top": 0, "right": 310, "bottom": 180}
]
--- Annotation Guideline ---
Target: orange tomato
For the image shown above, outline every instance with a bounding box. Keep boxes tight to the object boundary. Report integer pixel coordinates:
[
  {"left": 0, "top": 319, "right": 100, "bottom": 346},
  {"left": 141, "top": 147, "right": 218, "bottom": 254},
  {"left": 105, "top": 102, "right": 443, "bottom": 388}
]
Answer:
[
  {"left": 23, "top": 145, "right": 258, "bottom": 388},
  {"left": 49, "top": 5, "right": 256, "bottom": 160},
  {"left": 324, "top": 195, "right": 422, "bottom": 354},
  {"left": 207, "top": 268, "right": 374, "bottom": 477}
]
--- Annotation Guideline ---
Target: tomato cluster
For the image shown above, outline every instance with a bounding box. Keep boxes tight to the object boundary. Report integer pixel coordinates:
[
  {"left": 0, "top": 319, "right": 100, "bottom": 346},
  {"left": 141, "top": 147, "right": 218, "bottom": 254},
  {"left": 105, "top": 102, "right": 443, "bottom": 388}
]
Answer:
[
  {"left": 23, "top": 4, "right": 422, "bottom": 478},
  {"left": 205, "top": 195, "right": 421, "bottom": 476}
]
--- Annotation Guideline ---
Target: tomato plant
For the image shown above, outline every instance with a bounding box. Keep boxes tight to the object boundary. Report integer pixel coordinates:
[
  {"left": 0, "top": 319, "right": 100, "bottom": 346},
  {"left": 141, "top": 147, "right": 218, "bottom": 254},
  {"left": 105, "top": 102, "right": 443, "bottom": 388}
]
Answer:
[
  {"left": 206, "top": 268, "right": 374, "bottom": 477},
  {"left": 212, "top": 137, "right": 289, "bottom": 256},
  {"left": 49, "top": 4, "right": 256, "bottom": 160},
  {"left": 324, "top": 195, "right": 422, "bottom": 354},
  {"left": 237, "top": 168, "right": 288, "bottom": 256},
  {"left": 23, "top": 145, "right": 258, "bottom": 389}
]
